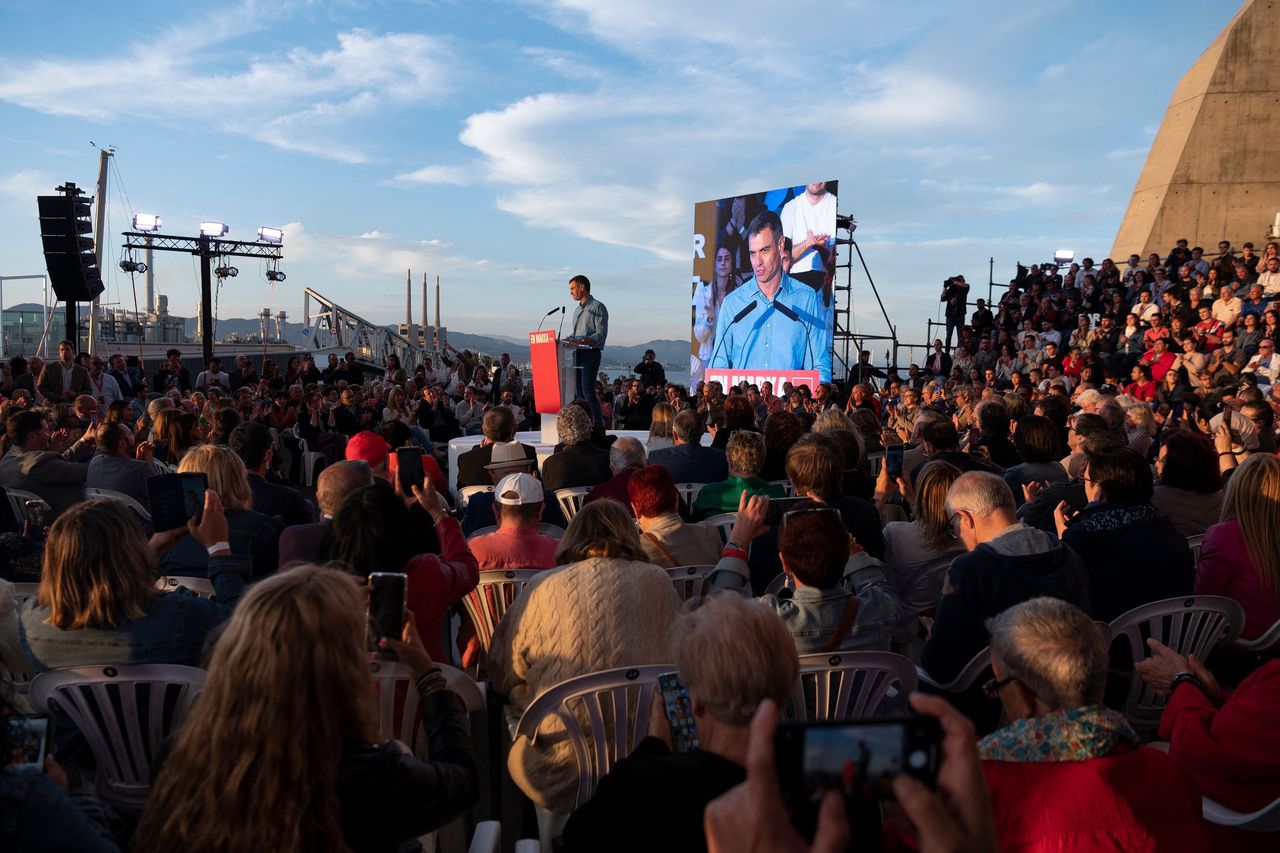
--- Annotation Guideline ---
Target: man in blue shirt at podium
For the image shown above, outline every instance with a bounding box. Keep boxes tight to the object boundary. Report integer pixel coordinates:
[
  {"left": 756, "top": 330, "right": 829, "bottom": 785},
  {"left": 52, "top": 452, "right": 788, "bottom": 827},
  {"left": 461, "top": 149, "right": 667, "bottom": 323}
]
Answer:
[
  {"left": 709, "top": 210, "right": 832, "bottom": 382},
  {"left": 565, "top": 274, "right": 609, "bottom": 430}
]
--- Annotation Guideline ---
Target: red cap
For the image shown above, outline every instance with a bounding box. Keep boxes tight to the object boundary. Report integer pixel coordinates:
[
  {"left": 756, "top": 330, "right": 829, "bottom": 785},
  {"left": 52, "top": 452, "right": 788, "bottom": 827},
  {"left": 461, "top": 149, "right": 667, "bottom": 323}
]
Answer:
[{"left": 345, "top": 431, "right": 390, "bottom": 469}]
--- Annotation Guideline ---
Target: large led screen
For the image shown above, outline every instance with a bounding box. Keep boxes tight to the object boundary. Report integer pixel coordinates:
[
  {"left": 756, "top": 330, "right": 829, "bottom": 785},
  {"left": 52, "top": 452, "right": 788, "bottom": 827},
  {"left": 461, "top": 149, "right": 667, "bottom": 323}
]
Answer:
[{"left": 691, "top": 181, "right": 838, "bottom": 385}]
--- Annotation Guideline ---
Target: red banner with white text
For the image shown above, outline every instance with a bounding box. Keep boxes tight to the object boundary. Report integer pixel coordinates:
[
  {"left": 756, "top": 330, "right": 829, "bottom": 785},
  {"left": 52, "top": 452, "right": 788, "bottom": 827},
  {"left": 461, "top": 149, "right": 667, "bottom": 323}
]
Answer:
[{"left": 529, "top": 330, "right": 563, "bottom": 414}]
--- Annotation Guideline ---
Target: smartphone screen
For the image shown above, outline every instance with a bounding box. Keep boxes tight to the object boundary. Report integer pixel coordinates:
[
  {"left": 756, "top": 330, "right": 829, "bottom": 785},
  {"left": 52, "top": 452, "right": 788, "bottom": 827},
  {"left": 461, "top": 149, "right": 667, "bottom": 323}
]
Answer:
[
  {"left": 395, "top": 446, "right": 425, "bottom": 493},
  {"left": 776, "top": 717, "right": 941, "bottom": 836},
  {"left": 147, "top": 472, "right": 208, "bottom": 531},
  {"left": 7, "top": 715, "right": 49, "bottom": 771},
  {"left": 658, "top": 672, "right": 700, "bottom": 754},
  {"left": 885, "top": 445, "right": 904, "bottom": 478},
  {"left": 367, "top": 572, "right": 407, "bottom": 652},
  {"left": 763, "top": 496, "right": 811, "bottom": 527}
]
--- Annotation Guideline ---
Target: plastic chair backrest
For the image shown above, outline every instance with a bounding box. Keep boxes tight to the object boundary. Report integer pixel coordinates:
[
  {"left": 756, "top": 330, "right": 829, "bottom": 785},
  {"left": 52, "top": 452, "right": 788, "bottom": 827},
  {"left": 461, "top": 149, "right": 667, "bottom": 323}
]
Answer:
[
  {"left": 1186, "top": 534, "right": 1205, "bottom": 567},
  {"left": 555, "top": 487, "right": 591, "bottom": 521},
  {"left": 703, "top": 513, "right": 738, "bottom": 545},
  {"left": 10, "top": 581, "right": 38, "bottom": 611},
  {"left": 85, "top": 487, "right": 152, "bottom": 522},
  {"left": 369, "top": 659, "right": 484, "bottom": 755},
  {"left": 1109, "top": 595, "right": 1245, "bottom": 731},
  {"left": 514, "top": 664, "right": 672, "bottom": 809},
  {"left": 673, "top": 483, "right": 705, "bottom": 505},
  {"left": 664, "top": 565, "right": 717, "bottom": 604},
  {"left": 537, "top": 523, "right": 566, "bottom": 539},
  {"left": 154, "top": 576, "right": 217, "bottom": 599},
  {"left": 1234, "top": 617, "right": 1280, "bottom": 653},
  {"left": 28, "top": 664, "right": 206, "bottom": 812},
  {"left": 767, "top": 479, "right": 796, "bottom": 497},
  {"left": 459, "top": 485, "right": 495, "bottom": 509},
  {"left": 792, "top": 652, "right": 919, "bottom": 720},
  {"left": 6, "top": 488, "right": 48, "bottom": 526},
  {"left": 461, "top": 569, "right": 544, "bottom": 653},
  {"left": 917, "top": 646, "right": 992, "bottom": 693},
  {"left": 1202, "top": 794, "right": 1280, "bottom": 831},
  {"left": 764, "top": 573, "right": 794, "bottom": 597}
]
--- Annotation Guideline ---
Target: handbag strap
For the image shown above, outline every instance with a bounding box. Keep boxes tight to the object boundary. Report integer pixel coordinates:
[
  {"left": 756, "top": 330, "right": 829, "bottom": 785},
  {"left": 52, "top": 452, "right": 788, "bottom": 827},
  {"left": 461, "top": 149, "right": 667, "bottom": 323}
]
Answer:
[
  {"left": 821, "top": 594, "right": 862, "bottom": 653},
  {"left": 643, "top": 531, "right": 680, "bottom": 568}
]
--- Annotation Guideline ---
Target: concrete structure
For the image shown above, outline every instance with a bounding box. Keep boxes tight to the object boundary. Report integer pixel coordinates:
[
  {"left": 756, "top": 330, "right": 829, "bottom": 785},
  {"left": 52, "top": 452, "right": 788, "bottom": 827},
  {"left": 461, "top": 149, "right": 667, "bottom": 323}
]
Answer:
[{"left": 1112, "top": 0, "right": 1280, "bottom": 260}]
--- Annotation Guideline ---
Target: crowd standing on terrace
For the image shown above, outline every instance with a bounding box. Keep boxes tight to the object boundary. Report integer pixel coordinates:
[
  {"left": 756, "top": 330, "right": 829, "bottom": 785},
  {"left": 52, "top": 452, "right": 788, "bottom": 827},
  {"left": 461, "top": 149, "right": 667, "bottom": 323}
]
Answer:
[{"left": 1, "top": 247, "right": 1279, "bottom": 851}]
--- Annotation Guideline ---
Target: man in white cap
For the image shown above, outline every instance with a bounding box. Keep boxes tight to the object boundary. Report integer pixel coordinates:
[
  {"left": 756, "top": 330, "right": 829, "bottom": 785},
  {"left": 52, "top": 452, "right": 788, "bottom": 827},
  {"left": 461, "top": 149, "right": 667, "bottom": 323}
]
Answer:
[
  {"left": 468, "top": 472, "right": 560, "bottom": 572},
  {"left": 460, "top": 440, "right": 569, "bottom": 535}
]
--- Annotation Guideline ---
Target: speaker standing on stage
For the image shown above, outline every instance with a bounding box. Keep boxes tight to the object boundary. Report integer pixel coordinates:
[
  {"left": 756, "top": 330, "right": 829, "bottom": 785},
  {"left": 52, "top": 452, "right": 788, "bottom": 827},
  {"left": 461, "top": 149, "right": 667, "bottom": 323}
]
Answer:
[
  {"left": 709, "top": 211, "right": 832, "bottom": 381},
  {"left": 566, "top": 274, "right": 609, "bottom": 430}
]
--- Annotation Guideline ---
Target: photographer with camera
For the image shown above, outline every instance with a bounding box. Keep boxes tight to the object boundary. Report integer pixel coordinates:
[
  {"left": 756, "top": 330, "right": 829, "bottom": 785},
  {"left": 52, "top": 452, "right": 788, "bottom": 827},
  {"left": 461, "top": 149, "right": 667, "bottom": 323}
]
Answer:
[{"left": 940, "top": 275, "right": 970, "bottom": 352}]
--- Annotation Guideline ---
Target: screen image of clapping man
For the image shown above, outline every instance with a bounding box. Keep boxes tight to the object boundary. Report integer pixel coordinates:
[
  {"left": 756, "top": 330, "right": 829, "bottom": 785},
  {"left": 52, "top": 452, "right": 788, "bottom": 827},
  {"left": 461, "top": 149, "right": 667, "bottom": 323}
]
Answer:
[{"left": 709, "top": 210, "right": 832, "bottom": 381}]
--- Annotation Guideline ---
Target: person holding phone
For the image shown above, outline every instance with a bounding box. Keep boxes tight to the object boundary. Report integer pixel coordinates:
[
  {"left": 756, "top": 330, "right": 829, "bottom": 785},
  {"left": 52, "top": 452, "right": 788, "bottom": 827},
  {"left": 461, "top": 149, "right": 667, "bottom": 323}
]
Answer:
[
  {"left": 134, "top": 565, "right": 479, "bottom": 852},
  {"left": 562, "top": 593, "right": 798, "bottom": 852}
]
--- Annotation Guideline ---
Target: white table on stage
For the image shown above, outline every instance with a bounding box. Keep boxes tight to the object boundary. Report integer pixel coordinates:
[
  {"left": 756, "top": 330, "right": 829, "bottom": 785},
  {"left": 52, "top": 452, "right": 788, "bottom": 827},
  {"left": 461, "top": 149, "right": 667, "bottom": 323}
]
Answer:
[{"left": 446, "top": 429, "right": 709, "bottom": 499}]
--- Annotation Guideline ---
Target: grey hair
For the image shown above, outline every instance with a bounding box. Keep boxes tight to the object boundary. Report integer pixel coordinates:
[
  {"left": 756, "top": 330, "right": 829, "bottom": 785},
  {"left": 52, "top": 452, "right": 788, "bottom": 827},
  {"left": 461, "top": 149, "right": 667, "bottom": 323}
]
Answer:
[
  {"left": 813, "top": 409, "right": 855, "bottom": 434},
  {"left": 609, "top": 436, "right": 646, "bottom": 474},
  {"left": 557, "top": 404, "right": 592, "bottom": 446},
  {"left": 726, "top": 430, "right": 766, "bottom": 478},
  {"left": 986, "top": 597, "right": 1108, "bottom": 710},
  {"left": 945, "top": 471, "right": 1015, "bottom": 518},
  {"left": 1098, "top": 399, "right": 1125, "bottom": 430},
  {"left": 672, "top": 409, "right": 704, "bottom": 443}
]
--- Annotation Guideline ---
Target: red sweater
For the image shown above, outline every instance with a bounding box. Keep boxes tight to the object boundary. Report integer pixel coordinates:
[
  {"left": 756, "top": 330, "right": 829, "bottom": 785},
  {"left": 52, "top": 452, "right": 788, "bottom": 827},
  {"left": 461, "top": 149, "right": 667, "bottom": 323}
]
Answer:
[
  {"left": 403, "top": 516, "right": 479, "bottom": 661},
  {"left": 1160, "top": 659, "right": 1280, "bottom": 814},
  {"left": 982, "top": 746, "right": 1206, "bottom": 851}
]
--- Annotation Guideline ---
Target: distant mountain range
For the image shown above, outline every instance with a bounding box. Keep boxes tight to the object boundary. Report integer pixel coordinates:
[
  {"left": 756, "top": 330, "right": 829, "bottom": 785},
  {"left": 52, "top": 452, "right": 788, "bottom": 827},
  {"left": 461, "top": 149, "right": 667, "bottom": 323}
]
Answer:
[{"left": 7, "top": 303, "right": 689, "bottom": 368}]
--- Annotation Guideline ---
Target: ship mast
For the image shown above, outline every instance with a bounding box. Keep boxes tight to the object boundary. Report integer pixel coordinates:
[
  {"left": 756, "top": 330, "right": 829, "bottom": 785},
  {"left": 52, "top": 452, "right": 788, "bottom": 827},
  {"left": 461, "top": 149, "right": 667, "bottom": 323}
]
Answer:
[{"left": 88, "top": 146, "right": 112, "bottom": 353}]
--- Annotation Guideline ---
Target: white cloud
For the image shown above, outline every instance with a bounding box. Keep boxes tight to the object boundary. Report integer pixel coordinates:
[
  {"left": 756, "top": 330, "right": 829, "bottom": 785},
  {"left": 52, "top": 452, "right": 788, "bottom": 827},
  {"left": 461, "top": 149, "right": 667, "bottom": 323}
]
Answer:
[
  {"left": 389, "top": 165, "right": 470, "bottom": 186},
  {"left": 0, "top": 14, "right": 454, "bottom": 163},
  {"left": 0, "top": 169, "right": 52, "bottom": 203}
]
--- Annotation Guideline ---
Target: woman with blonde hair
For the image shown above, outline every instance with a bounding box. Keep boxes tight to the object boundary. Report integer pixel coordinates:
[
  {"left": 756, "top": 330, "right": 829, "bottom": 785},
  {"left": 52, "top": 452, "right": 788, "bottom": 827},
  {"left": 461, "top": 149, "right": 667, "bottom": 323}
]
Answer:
[
  {"left": 490, "top": 498, "right": 681, "bottom": 812},
  {"left": 1197, "top": 453, "right": 1280, "bottom": 641},
  {"left": 647, "top": 401, "right": 676, "bottom": 452},
  {"left": 158, "top": 444, "right": 283, "bottom": 578},
  {"left": 19, "top": 494, "right": 247, "bottom": 673},
  {"left": 133, "top": 564, "right": 478, "bottom": 852},
  {"left": 880, "top": 461, "right": 965, "bottom": 659}
]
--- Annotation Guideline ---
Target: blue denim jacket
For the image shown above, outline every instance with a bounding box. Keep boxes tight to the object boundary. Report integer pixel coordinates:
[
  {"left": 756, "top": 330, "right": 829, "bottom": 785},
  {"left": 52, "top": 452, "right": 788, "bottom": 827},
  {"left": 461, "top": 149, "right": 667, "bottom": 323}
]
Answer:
[
  {"left": 712, "top": 551, "right": 902, "bottom": 653},
  {"left": 18, "top": 553, "right": 250, "bottom": 672}
]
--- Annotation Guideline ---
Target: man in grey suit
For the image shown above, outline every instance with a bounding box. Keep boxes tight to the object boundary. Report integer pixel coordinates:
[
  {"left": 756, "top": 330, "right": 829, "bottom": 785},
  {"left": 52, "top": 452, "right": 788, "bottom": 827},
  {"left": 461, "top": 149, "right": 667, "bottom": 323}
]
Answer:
[
  {"left": 36, "top": 340, "right": 90, "bottom": 403},
  {"left": 647, "top": 410, "right": 727, "bottom": 485},
  {"left": 85, "top": 422, "right": 163, "bottom": 511},
  {"left": 0, "top": 410, "right": 97, "bottom": 518},
  {"left": 278, "top": 460, "right": 375, "bottom": 568}
]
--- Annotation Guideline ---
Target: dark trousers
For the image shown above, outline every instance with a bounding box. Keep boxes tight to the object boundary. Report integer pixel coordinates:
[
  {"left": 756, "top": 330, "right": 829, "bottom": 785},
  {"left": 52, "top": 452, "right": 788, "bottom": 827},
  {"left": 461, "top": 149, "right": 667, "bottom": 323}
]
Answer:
[{"left": 575, "top": 347, "right": 603, "bottom": 429}]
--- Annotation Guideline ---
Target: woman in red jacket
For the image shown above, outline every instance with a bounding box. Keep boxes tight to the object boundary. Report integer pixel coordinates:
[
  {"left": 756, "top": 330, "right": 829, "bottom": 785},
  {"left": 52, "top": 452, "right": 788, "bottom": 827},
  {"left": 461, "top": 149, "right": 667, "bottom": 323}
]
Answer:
[
  {"left": 1196, "top": 453, "right": 1280, "bottom": 643},
  {"left": 979, "top": 598, "right": 1206, "bottom": 851},
  {"left": 1137, "top": 643, "right": 1280, "bottom": 852}
]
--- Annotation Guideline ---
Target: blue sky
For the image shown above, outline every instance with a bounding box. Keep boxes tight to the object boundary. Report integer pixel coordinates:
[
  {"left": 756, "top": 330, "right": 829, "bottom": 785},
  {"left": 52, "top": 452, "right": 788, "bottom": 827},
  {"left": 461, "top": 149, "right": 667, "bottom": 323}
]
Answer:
[{"left": 0, "top": 0, "right": 1241, "bottom": 356}]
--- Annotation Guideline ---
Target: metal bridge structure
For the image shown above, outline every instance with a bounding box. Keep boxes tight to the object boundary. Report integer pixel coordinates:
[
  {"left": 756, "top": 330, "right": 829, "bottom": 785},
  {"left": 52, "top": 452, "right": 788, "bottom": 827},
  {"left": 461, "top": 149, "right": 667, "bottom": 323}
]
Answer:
[{"left": 301, "top": 286, "right": 428, "bottom": 371}]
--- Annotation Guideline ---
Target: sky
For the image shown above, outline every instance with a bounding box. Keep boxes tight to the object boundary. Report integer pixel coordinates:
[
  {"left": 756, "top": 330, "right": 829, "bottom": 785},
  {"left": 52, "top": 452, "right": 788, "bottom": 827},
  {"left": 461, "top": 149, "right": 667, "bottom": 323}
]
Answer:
[{"left": 0, "top": 0, "right": 1243, "bottom": 360}]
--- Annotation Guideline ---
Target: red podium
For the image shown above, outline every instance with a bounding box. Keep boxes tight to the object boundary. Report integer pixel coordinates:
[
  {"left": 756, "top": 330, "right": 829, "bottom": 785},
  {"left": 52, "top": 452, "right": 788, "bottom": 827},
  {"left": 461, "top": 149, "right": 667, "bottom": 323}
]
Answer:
[{"left": 529, "top": 330, "right": 581, "bottom": 441}]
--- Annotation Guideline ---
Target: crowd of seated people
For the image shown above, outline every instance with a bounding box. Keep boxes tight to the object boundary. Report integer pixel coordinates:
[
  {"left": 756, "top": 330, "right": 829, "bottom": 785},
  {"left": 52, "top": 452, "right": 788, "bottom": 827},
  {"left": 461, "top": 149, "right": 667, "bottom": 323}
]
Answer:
[{"left": 2, "top": 236, "right": 1280, "bottom": 849}]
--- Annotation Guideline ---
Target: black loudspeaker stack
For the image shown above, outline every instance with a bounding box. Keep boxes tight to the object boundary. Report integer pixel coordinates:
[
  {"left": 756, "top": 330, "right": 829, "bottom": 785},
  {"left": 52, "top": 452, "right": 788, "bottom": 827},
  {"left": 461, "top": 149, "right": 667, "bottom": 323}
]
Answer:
[{"left": 36, "top": 183, "right": 105, "bottom": 303}]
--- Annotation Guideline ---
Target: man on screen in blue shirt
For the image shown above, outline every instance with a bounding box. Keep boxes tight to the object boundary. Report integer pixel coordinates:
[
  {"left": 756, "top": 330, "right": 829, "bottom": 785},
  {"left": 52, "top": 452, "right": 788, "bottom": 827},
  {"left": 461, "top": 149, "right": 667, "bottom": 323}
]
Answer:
[{"left": 710, "top": 210, "right": 832, "bottom": 381}]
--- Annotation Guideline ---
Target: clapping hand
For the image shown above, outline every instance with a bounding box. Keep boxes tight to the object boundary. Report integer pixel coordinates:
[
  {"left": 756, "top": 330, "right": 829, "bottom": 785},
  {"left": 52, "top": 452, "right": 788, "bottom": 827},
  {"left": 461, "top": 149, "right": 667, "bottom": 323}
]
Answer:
[{"left": 1052, "top": 500, "right": 1078, "bottom": 539}]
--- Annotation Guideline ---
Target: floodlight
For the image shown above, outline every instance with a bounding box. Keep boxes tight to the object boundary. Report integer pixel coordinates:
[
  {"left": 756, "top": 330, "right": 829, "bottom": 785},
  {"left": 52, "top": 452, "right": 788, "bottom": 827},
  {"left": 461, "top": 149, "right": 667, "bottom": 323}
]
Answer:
[
  {"left": 266, "top": 269, "right": 286, "bottom": 282},
  {"left": 118, "top": 259, "right": 147, "bottom": 273},
  {"left": 1053, "top": 249, "right": 1075, "bottom": 265},
  {"left": 132, "top": 213, "right": 161, "bottom": 232},
  {"left": 214, "top": 265, "right": 239, "bottom": 278},
  {"left": 200, "top": 221, "right": 229, "bottom": 237},
  {"left": 257, "top": 226, "right": 284, "bottom": 244}
]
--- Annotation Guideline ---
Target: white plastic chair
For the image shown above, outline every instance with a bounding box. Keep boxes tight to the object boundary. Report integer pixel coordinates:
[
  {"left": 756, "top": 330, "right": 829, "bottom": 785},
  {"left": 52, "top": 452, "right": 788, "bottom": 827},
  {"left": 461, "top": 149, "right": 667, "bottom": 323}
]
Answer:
[
  {"left": 1186, "top": 534, "right": 1205, "bottom": 567},
  {"left": 554, "top": 487, "right": 591, "bottom": 521},
  {"left": 1202, "top": 795, "right": 1280, "bottom": 832},
  {"left": 468, "top": 821, "right": 502, "bottom": 853},
  {"left": 704, "top": 512, "right": 738, "bottom": 545},
  {"left": 459, "top": 484, "right": 495, "bottom": 509},
  {"left": 673, "top": 482, "right": 705, "bottom": 506},
  {"left": 368, "top": 659, "right": 485, "bottom": 754},
  {"left": 28, "top": 664, "right": 207, "bottom": 813},
  {"left": 1233, "top": 617, "right": 1280, "bottom": 654},
  {"left": 460, "top": 569, "right": 543, "bottom": 655},
  {"left": 9, "top": 581, "right": 37, "bottom": 611},
  {"left": 85, "top": 487, "right": 152, "bottom": 523},
  {"left": 1109, "top": 595, "right": 1245, "bottom": 732},
  {"left": 764, "top": 573, "right": 794, "bottom": 596},
  {"left": 5, "top": 488, "right": 49, "bottom": 526},
  {"left": 537, "top": 523, "right": 566, "bottom": 539},
  {"left": 513, "top": 664, "right": 672, "bottom": 850},
  {"left": 917, "top": 646, "right": 992, "bottom": 693},
  {"left": 288, "top": 428, "right": 325, "bottom": 486},
  {"left": 792, "top": 651, "right": 919, "bottom": 720},
  {"left": 154, "top": 575, "right": 217, "bottom": 598},
  {"left": 767, "top": 479, "right": 797, "bottom": 497},
  {"left": 664, "top": 565, "right": 717, "bottom": 605}
]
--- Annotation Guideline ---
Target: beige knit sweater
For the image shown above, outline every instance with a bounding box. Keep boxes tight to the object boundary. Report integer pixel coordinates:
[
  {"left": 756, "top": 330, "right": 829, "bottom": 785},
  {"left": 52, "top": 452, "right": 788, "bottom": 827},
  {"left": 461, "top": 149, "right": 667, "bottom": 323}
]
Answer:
[{"left": 489, "top": 557, "right": 681, "bottom": 812}]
